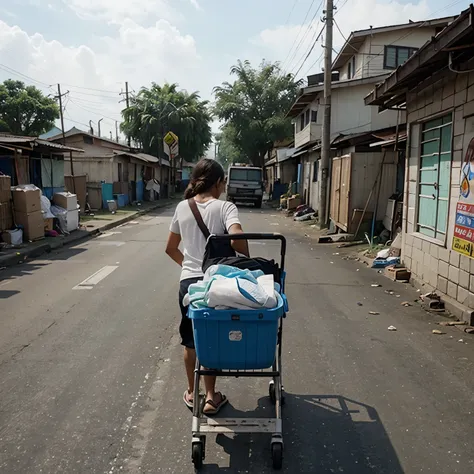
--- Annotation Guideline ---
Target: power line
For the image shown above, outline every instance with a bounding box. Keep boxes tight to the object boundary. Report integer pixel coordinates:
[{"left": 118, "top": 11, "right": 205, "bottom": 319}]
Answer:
[
  {"left": 0, "top": 63, "right": 51, "bottom": 88},
  {"left": 293, "top": 24, "right": 326, "bottom": 78},
  {"left": 280, "top": 0, "right": 322, "bottom": 74},
  {"left": 285, "top": 1, "right": 325, "bottom": 75},
  {"left": 68, "top": 97, "right": 121, "bottom": 124},
  {"left": 284, "top": 0, "right": 301, "bottom": 26}
]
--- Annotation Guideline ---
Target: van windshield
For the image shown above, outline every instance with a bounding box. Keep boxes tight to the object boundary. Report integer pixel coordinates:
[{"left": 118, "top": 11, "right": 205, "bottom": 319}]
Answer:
[{"left": 230, "top": 169, "right": 262, "bottom": 181}]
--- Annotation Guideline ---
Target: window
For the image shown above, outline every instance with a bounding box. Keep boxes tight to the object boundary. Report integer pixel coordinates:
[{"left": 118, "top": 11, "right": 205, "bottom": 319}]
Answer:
[
  {"left": 83, "top": 135, "right": 93, "bottom": 144},
  {"left": 300, "top": 113, "right": 305, "bottom": 131},
  {"left": 417, "top": 114, "right": 452, "bottom": 241},
  {"left": 230, "top": 169, "right": 262, "bottom": 182},
  {"left": 311, "top": 110, "right": 317, "bottom": 123},
  {"left": 347, "top": 56, "right": 356, "bottom": 79},
  {"left": 384, "top": 46, "right": 418, "bottom": 69},
  {"left": 313, "top": 160, "right": 319, "bottom": 182}
]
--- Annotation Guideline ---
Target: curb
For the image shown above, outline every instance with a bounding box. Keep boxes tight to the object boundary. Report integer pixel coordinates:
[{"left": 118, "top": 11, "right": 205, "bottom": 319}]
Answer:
[{"left": 0, "top": 201, "right": 176, "bottom": 270}]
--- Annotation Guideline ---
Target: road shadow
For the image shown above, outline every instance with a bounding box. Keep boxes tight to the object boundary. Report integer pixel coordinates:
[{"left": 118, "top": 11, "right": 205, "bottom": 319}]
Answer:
[{"left": 202, "top": 393, "right": 404, "bottom": 473}]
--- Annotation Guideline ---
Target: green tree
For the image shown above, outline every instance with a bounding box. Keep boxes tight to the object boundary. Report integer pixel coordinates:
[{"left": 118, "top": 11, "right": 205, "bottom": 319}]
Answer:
[
  {"left": 121, "top": 83, "right": 212, "bottom": 162},
  {"left": 215, "top": 127, "right": 248, "bottom": 171},
  {"left": 0, "top": 80, "right": 59, "bottom": 136},
  {"left": 213, "top": 60, "right": 302, "bottom": 167}
]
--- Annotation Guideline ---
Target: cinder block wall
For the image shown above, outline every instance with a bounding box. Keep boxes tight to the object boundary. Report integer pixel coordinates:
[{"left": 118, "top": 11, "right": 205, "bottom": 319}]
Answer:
[{"left": 402, "top": 68, "right": 474, "bottom": 313}]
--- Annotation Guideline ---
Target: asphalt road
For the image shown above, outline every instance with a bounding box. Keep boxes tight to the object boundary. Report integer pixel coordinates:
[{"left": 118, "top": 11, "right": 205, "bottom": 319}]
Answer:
[{"left": 0, "top": 204, "right": 473, "bottom": 474}]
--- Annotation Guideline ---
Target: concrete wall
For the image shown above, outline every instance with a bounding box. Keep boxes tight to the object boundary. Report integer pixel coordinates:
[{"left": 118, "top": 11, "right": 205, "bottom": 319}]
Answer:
[{"left": 402, "top": 65, "right": 474, "bottom": 318}]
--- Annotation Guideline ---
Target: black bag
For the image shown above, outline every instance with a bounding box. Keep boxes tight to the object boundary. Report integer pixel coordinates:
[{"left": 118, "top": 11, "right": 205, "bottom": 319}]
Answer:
[
  {"left": 188, "top": 199, "right": 280, "bottom": 279},
  {"left": 188, "top": 198, "right": 236, "bottom": 269}
]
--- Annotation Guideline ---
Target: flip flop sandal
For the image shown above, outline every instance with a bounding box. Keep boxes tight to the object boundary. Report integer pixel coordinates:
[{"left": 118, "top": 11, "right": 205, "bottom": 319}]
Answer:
[
  {"left": 183, "top": 390, "right": 194, "bottom": 409},
  {"left": 203, "top": 392, "right": 228, "bottom": 416}
]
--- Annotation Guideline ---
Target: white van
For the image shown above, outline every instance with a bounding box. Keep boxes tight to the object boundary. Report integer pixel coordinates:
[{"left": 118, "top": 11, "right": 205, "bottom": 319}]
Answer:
[{"left": 226, "top": 165, "right": 264, "bottom": 208}]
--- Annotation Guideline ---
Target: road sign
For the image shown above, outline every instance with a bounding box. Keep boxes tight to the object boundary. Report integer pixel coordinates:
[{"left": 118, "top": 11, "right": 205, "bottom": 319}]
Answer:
[
  {"left": 164, "top": 131, "right": 178, "bottom": 147},
  {"left": 163, "top": 131, "right": 179, "bottom": 160}
]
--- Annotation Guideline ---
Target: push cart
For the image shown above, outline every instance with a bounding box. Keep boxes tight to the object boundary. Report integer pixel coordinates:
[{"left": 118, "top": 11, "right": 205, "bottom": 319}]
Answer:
[{"left": 188, "top": 233, "right": 288, "bottom": 471}]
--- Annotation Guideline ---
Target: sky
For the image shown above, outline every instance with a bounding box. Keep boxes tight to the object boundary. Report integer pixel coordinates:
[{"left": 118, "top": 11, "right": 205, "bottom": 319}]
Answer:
[{"left": 0, "top": 0, "right": 467, "bottom": 144}]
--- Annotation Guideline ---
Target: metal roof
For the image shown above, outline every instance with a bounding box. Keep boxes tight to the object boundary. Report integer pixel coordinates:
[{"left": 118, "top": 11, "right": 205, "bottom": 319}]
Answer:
[{"left": 0, "top": 135, "right": 84, "bottom": 152}]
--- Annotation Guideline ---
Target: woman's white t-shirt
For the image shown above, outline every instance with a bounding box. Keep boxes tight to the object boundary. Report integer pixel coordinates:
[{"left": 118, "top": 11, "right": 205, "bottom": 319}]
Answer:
[{"left": 170, "top": 199, "right": 241, "bottom": 281}]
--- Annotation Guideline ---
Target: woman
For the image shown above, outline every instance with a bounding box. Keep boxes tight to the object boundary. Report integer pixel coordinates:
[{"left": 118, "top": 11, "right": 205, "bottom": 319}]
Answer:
[{"left": 165, "top": 159, "right": 249, "bottom": 415}]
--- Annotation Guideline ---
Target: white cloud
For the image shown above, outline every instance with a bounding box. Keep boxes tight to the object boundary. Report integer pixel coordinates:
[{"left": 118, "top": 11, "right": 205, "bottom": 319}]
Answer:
[
  {"left": 253, "top": 0, "right": 432, "bottom": 77},
  {"left": 0, "top": 18, "right": 202, "bottom": 139},
  {"left": 189, "top": 0, "right": 201, "bottom": 10},
  {"left": 65, "top": 0, "right": 183, "bottom": 26}
]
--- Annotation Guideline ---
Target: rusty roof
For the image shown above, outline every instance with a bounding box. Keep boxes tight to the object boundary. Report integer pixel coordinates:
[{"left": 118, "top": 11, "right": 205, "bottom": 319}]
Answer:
[{"left": 0, "top": 135, "right": 84, "bottom": 153}]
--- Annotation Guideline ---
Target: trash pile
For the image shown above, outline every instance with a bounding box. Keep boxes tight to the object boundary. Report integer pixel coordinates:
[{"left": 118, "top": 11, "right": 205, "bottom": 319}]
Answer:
[{"left": 293, "top": 204, "right": 317, "bottom": 222}]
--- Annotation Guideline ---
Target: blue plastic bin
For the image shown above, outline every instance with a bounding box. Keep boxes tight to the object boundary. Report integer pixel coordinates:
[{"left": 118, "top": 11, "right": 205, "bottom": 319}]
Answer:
[
  {"left": 188, "top": 297, "right": 286, "bottom": 370},
  {"left": 114, "top": 194, "right": 127, "bottom": 208}
]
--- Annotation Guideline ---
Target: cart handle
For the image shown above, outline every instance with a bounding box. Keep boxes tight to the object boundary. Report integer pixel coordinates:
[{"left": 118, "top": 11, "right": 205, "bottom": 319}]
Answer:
[{"left": 208, "top": 233, "right": 287, "bottom": 271}]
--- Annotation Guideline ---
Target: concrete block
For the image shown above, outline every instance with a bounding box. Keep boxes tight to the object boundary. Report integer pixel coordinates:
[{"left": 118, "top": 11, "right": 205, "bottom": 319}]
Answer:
[
  {"left": 467, "top": 84, "right": 474, "bottom": 102},
  {"left": 422, "top": 239, "right": 431, "bottom": 254},
  {"left": 442, "top": 80, "right": 455, "bottom": 99},
  {"left": 412, "top": 248, "right": 424, "bottom": 265},
  {"left": 450, "top": 250, "right": 460, "bottom": 267},
  {"left": 413, "top": 237, "right": 423, "bottom": 250},
  {"left": 463, "top": 100, "right": 474, "bottom": 118},
  {"left": 449, "top": 265, "right": 460, "bottom": 284},
  {"left": 457, "top": 286, "right": 469, "bottom": 305},
  {"left": 459, "top": 269, "right": 470, "bottom": 289},
  {"left": 456, "top": 72, "right": 469, "bottom": 92},
  {"left": 442, "top": 95, "right": 455, "bottom": 110},
  {"left": 447, "top": 281, "right": 458, "bottom": 299},
  {"left": 460, "top": 255, "right": 470, "bottom": 272},
  {"left": 428, "top": 271, "right": 438, "bottom": 288},
  {"left": 407, "top": 208, "right": 415, "bottom": 226},
  {"left": 437, "top": 276, "right": 448, "bottom": 294},
  {"left": 423, "top": 251, "right": 431, "bottom": 267},
  {"left": 453, "top": 134, "right": 464, "bottom": 151},
  {"left": 439, "top": 247, "right": 450, "bottom": 263},
  {"left": 430, "top": 255, "right": 439, "bottom": 273},
  {"left": 454, "top": 117, "right": 465, "bottom": 137},
  {"left": 439, "top": 260, "right": 449, "bottom": 278},
  {"left": 430, "top": 243, "right": 439, "bottom": 259},
  {"left": 404, "top": 245, "right": 413, "bottom": 258},
  {"left": 470, "top": 258, "right": 474, "bottom": 275},
  {"left": 455, "top": 90, "right": 467, "bottom": 107},
  {"left": 470, "top": 274, "right": 474, "bottom": 293},
  {"left": 411, "top": 259, "right": 419, "bottom": 276},
  {"left": 405, "top": 234, "right": 414, "bottom": 247},
  {"left": 453, "top": 150, "right": 462, "bottom": 167},
  {"left": 403, "top": 256, "right": 412, "bottom": 269}
]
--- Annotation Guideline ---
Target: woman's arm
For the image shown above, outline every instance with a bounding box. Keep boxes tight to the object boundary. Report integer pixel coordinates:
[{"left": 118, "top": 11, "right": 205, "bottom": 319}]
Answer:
[
  {"left": 229, "top": 223, "right": 250, "bottom": 257},
  {"left": 165, "top": 232, "right": 184, "bottom": 266}
]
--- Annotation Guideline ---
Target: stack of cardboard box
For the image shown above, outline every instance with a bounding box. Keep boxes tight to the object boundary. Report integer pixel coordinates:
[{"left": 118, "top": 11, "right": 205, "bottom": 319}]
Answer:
[
  {"left": 12, "top": 187, "right": 44, "bottom": 241},
  {"left": 0, "top": 175, "right": 13, "bottom": 232},
  {"left": 53, "top": 192, "right": 79, "bottom": 232}
]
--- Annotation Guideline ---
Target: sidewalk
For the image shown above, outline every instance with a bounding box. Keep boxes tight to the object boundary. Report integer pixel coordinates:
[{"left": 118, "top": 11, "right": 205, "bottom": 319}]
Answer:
[{"left": 0, "top": 199, "right": 177, "bottom": 269}]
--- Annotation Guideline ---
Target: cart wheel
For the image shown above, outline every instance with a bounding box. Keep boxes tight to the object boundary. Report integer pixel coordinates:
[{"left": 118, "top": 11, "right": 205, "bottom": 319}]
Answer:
[
  {"left": 269, "top": 381, "right": 276, "bottom": 405},
  {"left": 271, "top": 442, "right": 283, "bottom": 470},
  {"left": 192, "top": 442, "right": 204, "bottom": 470}
]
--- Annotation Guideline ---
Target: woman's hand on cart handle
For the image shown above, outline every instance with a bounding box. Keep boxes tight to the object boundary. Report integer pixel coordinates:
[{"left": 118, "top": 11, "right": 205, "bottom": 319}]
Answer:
[{"left": 229, "top": 224, "right": 250, "bottom": 257}]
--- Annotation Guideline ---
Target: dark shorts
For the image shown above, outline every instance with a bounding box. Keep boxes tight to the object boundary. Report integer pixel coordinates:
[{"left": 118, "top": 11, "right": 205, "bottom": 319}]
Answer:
[{"left": 179, "top": 277, "right": 202, "bottom": 349}]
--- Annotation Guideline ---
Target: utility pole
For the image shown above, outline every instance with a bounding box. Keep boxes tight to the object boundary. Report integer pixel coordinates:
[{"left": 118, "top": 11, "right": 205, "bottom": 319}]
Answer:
[
  {"left": 125, "top": 82, "right": 131, "bottom": 147},
  {"left": 319, "top": 0, "right": 334, "bottom": 228},
  {"left": 115, "top": 121, "right": 119, "bottom": 142},
  {"left": 56, "top": 84, "right": 75, "bottom": 192}
]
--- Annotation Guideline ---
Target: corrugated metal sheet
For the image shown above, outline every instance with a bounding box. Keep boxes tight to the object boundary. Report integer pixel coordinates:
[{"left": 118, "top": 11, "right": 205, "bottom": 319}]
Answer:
[{"left": 0, "top": 135, "right": 84, "bottom": 152}]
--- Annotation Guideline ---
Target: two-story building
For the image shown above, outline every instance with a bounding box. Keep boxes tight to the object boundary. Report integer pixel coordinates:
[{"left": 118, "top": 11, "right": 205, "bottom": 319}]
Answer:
[
  {"left": 287, "top": 16, "right": 454, "bottom": 233},
  {"left": 365, "top": 7, "right": 474, "bottom": 324}
]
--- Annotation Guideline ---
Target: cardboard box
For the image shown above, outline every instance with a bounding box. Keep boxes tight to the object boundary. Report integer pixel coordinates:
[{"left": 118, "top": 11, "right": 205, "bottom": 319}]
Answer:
[
  {"left": 12, "top": 188, "right": 41, "bottom": 213},
  {"left": 385, "top": 265, "right": 411, "bottom": 282},
  {"left": 53, "top": 192, "right": 78, "bottom": 211},
  {"left": 0, "top": 201, "right": 13, "bottom": 231},
  {"left": 2, "top": 229, "right": 22, "bottom": 245},
  {"left": 14, "top": 210, "right": 44, "bottom": 241},
  {"left": 44, "top": 217, "right": 54, "bottom": 232},
  {"left": 287, "top": 197, "right": 302, "bottom": 210}
]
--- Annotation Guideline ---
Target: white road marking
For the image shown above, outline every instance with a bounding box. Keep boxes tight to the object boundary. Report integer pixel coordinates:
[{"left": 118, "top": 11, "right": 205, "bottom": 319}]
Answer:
[
  {"left": 72, "top": 265, "right": 118, "bottom": 290},
  {"left": 97, "top": 241, "right": 125, "bottom": 247},
  {"left": 97, "top": 231, "right": 122, "bottom": 239}
]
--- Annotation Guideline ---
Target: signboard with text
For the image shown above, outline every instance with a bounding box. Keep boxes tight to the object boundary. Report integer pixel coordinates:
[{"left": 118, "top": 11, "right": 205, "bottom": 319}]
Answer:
[
  {"left": 453, "top": 136, "right": 474, "bottom": 257},
  {"left": 163, "top": 131, "right": 179, "bottom": 160}
]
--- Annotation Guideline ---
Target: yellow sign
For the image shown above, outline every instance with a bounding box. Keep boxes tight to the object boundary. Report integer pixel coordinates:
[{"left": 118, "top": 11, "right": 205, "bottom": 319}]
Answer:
[
  {"left": 164, "top": 131, "right": 178, "bottom": 146},
  {"left": 452, "top": 236, "right": 473, "bottom": 257}
]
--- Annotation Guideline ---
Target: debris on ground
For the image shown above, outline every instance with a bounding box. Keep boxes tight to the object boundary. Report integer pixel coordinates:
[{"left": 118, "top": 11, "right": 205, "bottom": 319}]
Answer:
[
  {"left": 372, "top": 256, "right": 401, "bottom": 268},
  {"left": 388, "top": 325, "right": 397, "bottom": 331},
  {"left": 438, "top": 321, "right": 467, "bottom": 326},
  {"left": 420, "top": 292, "right": 445, "bottom": 312},
  {"left": 385, "top": 265, "right": 411, "bottom": 282},
  {"left": 385, "top": 290, "right": 395, "bottom": 295},
  {"left": 464, "top": 327, "right": 474, "bottom": 334},
  {"left": 458, "top": 339, "right": 464, "bottom": 343},
  {"left": 432, "top": 329, "right": 445, "bottom": 335},
  {"left": 357, "top": 302, "right": 363, "bottom": 306},
  {"left": 371, "top": 284, "right": 382, "bottom": 288},
  {"left": 401, "top": 301, "right": 412, "bottom": 307},
  {"left": 369, "top": 311, "right": 380, "bottom": 315}
]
